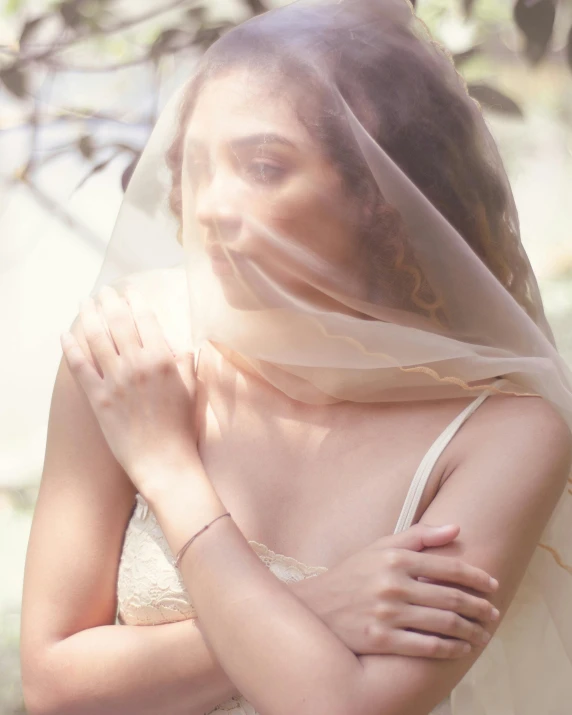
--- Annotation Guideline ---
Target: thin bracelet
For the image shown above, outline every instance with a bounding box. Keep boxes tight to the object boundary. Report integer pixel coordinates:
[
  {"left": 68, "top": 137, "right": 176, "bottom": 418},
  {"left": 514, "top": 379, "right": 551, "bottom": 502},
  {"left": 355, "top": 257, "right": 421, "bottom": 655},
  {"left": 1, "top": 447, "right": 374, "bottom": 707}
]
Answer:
[{"left": 174, "top": 512, "right": 232, "bottom": 569}]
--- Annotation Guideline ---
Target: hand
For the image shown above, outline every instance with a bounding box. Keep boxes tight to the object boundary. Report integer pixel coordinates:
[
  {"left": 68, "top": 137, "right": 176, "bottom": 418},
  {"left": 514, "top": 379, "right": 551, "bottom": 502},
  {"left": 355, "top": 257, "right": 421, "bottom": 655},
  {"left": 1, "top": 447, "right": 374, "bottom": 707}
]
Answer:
[
  {"left": 302, "top": 524, "right": 499, "bottom": 659},
  {"left": 61, "top": 285, "right": 198, "bottom": 494}
]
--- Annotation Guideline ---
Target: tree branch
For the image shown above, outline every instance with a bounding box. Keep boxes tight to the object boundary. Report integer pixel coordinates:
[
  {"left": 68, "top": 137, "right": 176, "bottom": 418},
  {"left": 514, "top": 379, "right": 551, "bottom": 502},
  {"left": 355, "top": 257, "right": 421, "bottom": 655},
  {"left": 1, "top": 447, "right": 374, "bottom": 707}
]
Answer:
[
  {"left": 14, "top": 0, "right": 193, "bottom": 65},
  {"left": 43, "top": 41, "right": 191, "bottom": 73}
]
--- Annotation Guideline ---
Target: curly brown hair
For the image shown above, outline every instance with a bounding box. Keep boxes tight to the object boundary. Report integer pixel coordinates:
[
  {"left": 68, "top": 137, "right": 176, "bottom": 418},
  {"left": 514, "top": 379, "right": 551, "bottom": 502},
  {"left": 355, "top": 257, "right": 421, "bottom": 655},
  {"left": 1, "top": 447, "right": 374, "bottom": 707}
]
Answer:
[{"left": 165, "top": 1, "right": 539, "bottom": 327}]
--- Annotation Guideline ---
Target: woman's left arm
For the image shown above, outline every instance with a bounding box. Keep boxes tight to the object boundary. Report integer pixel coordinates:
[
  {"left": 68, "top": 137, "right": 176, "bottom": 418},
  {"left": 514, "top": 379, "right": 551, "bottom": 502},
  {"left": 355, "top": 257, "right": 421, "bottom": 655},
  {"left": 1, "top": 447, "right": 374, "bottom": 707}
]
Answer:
[{"left": 350, "top": 395, "right": 572, "bottom": 715}]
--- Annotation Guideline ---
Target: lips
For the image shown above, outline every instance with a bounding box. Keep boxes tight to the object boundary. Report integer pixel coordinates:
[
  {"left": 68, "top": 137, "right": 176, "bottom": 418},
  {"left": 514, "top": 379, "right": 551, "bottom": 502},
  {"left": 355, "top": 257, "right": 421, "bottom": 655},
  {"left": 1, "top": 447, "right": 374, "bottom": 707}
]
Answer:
[
  {"left": 206, "top": 248, "right": 245, "bottom": 276},
  {"left": 206, "top": 245, "right": 243, "bottom": 261}
]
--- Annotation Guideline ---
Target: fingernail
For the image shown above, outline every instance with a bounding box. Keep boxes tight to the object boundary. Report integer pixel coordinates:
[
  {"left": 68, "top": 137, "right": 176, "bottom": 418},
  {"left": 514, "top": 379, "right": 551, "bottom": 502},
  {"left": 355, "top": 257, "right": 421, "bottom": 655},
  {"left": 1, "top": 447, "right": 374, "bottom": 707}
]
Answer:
[
  {"left": 491, "top": 608, "right": 500, "bottom": 621},
  {"left": 481, "top": 632, "right": 491, "bottom": 644},
  {"left": 489, "top": 577, "right": 499, "bottom": 589}
]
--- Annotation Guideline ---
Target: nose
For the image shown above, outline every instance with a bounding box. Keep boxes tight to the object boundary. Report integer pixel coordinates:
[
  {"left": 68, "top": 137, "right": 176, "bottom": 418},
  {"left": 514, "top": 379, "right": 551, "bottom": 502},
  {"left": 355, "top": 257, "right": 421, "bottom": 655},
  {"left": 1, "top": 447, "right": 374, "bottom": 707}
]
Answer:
[{"left": 194, "top": 170, "right": 241, "bottom": 242}]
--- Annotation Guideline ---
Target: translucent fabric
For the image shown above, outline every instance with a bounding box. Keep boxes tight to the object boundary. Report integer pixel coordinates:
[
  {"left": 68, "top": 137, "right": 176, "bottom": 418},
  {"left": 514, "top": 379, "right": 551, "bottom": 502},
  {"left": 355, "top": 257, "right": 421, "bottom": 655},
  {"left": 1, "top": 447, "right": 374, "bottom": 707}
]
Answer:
[{"left": 90, "top": 1, "right": 572, "bottom": 713}]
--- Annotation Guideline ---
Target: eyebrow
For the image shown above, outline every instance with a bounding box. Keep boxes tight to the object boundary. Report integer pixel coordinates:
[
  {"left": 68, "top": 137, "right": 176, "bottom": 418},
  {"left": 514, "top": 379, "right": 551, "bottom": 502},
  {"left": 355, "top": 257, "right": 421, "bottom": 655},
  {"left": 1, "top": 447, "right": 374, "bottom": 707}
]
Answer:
[
  {"left": 231, "top": 133, "right": 297, "bottom": 151},
  {"left": 186, "top": 133, "right": 298, "bottom": 153}
]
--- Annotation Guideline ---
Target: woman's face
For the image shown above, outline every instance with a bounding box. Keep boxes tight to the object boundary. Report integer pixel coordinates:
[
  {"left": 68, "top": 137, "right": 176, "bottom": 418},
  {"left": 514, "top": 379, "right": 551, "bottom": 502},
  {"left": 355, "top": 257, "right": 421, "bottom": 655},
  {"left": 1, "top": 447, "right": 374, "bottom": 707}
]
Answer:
[{"left": 183, "top": 69, "right": 363, "bottom": 309}]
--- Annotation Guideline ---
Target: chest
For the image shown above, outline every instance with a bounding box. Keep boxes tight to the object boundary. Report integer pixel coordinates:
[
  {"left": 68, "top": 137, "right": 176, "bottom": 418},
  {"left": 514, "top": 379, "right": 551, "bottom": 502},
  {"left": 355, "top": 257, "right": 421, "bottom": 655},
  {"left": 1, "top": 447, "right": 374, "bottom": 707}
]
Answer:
[{"left": 195, "top": 350, "right": 468, "bottom": 570}]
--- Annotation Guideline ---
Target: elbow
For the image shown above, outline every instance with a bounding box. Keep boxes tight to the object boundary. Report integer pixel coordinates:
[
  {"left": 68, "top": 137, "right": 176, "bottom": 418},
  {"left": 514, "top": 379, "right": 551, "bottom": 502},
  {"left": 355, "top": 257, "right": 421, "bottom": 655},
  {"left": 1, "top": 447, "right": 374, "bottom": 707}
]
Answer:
[
  {"left": 21, "top": 646, "right": 79, "bottom": 715},
  {"left": 307, "top": 697, "right": 357, "bottom": 715},
  {"left": 294, "top": 673, "right": 362, "bottom": 715},
  {"left": 288, "top": 699, "right": 353, "bottom": 715},
  {"left": 22, "top": 685, "right": 59, "bottom": 715},
  {"left": 22, "top": 660, "right": 60, "bottom": 715},
  {"left": 256, "top": 675, "right": 359, "bottom": 715}
]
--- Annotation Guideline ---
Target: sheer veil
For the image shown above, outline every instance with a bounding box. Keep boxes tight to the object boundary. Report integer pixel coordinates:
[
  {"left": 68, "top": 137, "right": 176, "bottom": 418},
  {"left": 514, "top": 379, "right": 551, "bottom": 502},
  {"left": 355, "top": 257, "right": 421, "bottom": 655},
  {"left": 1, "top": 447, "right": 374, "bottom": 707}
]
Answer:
[{"left": 89, "top": 1, "right": 572, "bottom": 712}]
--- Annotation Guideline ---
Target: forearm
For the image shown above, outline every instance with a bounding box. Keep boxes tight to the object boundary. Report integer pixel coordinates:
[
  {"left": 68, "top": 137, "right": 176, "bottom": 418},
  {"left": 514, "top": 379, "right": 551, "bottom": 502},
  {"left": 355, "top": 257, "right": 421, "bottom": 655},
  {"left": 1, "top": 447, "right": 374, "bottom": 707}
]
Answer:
[
  {"left": 149, "top": 473, "right": 363, "bottom": 715},
  {"left": 37, "top": 618, "right": 236, "bottom": 715},
  {"left": 35, "top": 579, "right": 320, "bottom": 715}
]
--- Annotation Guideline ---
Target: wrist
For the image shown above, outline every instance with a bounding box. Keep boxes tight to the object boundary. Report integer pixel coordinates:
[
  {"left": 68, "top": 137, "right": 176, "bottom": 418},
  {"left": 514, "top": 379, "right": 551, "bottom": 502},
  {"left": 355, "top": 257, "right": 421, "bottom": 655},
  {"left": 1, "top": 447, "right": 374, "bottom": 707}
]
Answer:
[
  {"left": 145, "top": 473, "right": 228, "bottom": 561},
  {"left": 289, "top": 574, "right": 325, "bottom": 619},
  {"left": 138, "top": 452, "right": 207, "bottom": 507}
]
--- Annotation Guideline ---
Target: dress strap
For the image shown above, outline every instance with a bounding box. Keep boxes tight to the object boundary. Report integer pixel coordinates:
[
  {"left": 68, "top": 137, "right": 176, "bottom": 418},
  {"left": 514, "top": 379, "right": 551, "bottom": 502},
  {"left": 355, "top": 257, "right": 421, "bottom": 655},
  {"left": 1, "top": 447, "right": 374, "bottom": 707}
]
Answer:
[{"left": 393, "top": 379, "right": 505, "bottom": 534}]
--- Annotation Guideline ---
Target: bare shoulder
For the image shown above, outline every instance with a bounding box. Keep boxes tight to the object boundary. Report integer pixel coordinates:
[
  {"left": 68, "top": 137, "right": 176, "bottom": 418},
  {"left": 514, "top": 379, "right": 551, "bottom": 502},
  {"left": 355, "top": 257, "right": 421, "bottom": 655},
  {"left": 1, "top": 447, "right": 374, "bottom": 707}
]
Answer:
[
  {"left": 477, "top": 392, "right": 571, "bottom": 449},
  {"left": 351, "top": 391, "right": 572, "bottom": 715},
  {"left": 445, "top": 391, "right": 572, "bottom": 492}
]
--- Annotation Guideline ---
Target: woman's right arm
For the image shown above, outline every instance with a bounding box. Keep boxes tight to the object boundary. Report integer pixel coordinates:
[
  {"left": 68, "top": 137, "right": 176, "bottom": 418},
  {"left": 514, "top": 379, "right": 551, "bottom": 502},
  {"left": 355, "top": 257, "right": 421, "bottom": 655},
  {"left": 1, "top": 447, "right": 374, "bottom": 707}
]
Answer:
[{"left": 20, "top": 342, "right": 247, "bottom": 715}]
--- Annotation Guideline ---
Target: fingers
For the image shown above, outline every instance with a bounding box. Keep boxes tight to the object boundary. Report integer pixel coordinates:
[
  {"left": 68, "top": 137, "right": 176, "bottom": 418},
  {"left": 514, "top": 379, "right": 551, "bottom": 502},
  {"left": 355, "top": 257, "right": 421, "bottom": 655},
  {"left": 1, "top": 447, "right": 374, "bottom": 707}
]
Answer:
[
  {"left": 395, "top": 604, "right": 492, "bottom": 649},
  {"left": 375, "top": 524, "right": 459, "bottom": 554},
  {"left": 123, "top": 286, "right": 172, "bottom": 357},
  {"left": 96, "top": 286, "right": 142, "bottom": 358},
  {"left": 416, "top": 524, "right": 460, "bottom": 548},
  {"left": 377, "top": 628, "right": 472, "bottom": 659},
  {"left": 407, "top": 552, "right": 499, "bottom": 594},
  {"left": 60, "top": 330, "right": 101, "bottom": 394},
  {"left": 409, "top": 580, "right": 499, "bottom": 625},
  {"left": 78, "top": 296, "right": 118, "bottom": 376}
]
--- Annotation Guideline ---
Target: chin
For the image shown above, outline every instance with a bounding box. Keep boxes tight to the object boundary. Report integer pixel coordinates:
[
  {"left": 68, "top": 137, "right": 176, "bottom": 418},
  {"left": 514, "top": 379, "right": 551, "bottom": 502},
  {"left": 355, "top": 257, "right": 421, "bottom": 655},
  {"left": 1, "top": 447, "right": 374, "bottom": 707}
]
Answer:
[{"left": 218, "top": 276, "right": 263, "bottom": 311}]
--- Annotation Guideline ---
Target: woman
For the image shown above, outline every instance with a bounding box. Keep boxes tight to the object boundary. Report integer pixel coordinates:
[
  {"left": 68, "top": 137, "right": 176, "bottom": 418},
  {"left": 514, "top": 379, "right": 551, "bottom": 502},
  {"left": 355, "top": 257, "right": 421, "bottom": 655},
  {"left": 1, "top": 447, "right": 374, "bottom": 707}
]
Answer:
[{"left": 20, "top": 1, "right": 572, "bottom": 714}]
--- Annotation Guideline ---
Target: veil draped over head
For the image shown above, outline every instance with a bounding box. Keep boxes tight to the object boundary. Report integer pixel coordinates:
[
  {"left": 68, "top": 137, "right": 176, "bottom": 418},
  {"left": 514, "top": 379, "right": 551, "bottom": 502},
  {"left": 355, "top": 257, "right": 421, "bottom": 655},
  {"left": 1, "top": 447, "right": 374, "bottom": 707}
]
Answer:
[{"left": 90, "top": 0, "right": 572, "bottom": 712}]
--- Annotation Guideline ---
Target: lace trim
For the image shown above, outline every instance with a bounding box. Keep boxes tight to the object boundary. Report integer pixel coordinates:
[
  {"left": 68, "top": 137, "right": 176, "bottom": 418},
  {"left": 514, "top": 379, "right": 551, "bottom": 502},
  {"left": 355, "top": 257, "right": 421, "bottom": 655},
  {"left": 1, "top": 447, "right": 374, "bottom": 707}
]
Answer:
[
  {"left": 209, "top": 695, "right": 258, "bottom": 713},
  {"left": 247, "top": 539, "right": 329, "bottom": 576},
  {"left": 134, "top": 492, "right": 149, "bottom": 519}
]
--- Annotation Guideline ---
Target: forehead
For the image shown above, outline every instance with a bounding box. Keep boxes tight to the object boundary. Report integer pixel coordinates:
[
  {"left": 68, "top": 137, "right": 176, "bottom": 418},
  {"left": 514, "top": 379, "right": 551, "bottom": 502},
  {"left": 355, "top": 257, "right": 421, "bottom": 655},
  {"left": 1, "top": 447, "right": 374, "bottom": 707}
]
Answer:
[{"left": 184, "top": 69, "right": 314, "bottom": 147}]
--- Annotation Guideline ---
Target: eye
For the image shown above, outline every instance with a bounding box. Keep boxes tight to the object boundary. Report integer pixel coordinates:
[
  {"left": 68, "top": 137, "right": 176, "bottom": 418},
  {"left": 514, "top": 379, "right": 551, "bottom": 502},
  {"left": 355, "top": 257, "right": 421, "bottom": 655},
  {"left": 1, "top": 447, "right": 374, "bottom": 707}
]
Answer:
[
  {"left": 187, "top": 157, "right": 212, "bottom": 186},
  {"left": 244, "top": 160, "right": 285, "bottom": 185}
]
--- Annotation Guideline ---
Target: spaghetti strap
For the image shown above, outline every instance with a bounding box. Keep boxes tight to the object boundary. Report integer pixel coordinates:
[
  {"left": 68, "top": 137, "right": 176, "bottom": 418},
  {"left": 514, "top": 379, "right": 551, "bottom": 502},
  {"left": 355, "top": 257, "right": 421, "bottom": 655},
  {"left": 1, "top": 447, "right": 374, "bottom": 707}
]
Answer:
[{"left": 393, "top": 379, "right": 505, "bottom": 534}]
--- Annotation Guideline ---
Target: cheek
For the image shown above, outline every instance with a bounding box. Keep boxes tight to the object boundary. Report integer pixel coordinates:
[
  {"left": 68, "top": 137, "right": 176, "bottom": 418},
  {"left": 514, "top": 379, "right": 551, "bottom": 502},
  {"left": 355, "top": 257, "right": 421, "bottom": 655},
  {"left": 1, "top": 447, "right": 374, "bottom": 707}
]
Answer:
[{"left": 246, "top": 177, "right": 358, "bottom": 265}]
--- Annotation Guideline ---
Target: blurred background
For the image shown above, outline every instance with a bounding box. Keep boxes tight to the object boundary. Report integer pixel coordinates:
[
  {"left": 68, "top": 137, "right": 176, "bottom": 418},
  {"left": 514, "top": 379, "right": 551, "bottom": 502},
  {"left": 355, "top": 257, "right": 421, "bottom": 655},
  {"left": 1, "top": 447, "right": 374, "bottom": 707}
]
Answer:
[{"left": 1, "top": 0, "right": 572, "bottom": 711}]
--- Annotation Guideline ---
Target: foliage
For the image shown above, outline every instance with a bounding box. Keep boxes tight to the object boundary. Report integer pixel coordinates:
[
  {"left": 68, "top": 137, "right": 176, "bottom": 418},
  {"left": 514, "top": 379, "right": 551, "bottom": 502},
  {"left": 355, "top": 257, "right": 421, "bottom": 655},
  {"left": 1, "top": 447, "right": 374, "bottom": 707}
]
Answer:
[{"left": 0, "top": 0, "right": 570, "bottom": 196}]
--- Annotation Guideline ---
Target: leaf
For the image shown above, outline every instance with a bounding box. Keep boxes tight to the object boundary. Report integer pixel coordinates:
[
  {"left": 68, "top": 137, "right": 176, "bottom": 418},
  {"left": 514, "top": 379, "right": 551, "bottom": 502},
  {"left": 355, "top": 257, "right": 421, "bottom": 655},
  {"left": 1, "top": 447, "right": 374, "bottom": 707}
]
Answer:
[
  {"left": 467, "top": 83, "right": 524, "bottom": 117},
  {"left": 58, "top": 0, "right": 85, "bottom": 29},
  {"left": 150, "top": 28, "right": 190, "bottom": 61},
  {"left": 0, "top": 65, "right": 28, "bottom": 99},
  {"left": 186, "top": 6, "right": 206, "bottom": 22},
  {"left": 194, "top": 24, "right": 228, "bottom": 52},
  {"left": 19, "top": 15, "right": 48, "bottom": 47},
  {"left": 513, "top": 0, "right": 556, "bottom": 65},
  {"left": 463, "top": 0, "right": 476, "bottom": 19},
  {"left": 78, "top": 135, "right": 94, "bottom": 159},
  {"left": 452, "top": 45, "right": 481, "bottom": 67},
  {"left": 114, "top": 142, "right": 140, "bottom": 154},
  {"left": 73, "top": 157, "right": 113, "bottom": 194},
  {"left": 121, "top": 154, "right": 140, "bottom": 192},
  {"left": 244, "top": 0, "right": 267, "bottom": 15}
]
